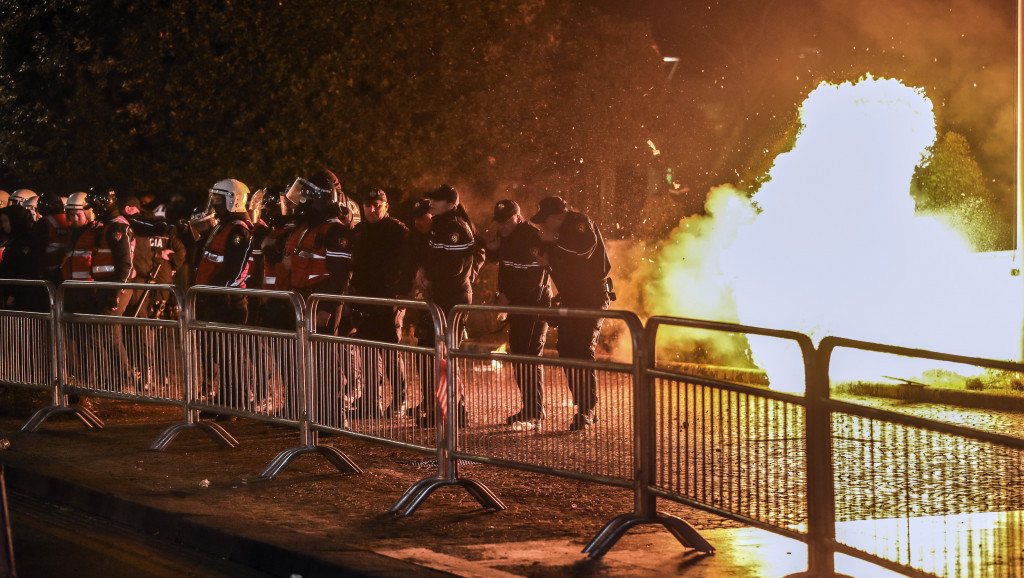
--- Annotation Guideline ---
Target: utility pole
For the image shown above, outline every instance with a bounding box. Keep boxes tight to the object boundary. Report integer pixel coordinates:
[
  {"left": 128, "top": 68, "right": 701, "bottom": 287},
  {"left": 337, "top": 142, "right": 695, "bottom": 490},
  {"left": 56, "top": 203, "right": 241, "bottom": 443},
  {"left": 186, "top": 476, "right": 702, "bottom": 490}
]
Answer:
[{"left": 1018, "top": 0, "right": 1023, "bottom": 361}]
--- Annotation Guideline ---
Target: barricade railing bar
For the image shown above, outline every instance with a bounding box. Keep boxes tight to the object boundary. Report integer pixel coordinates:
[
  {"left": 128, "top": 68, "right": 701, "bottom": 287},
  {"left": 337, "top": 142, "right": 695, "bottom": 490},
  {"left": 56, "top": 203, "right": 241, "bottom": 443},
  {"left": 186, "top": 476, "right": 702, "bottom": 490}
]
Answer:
[
  {"left": 8, "top": 278, "right": 1024, "bottom": 576},
  {"left": 819, "top": 336, "right": 1024, "bottom": 578}
]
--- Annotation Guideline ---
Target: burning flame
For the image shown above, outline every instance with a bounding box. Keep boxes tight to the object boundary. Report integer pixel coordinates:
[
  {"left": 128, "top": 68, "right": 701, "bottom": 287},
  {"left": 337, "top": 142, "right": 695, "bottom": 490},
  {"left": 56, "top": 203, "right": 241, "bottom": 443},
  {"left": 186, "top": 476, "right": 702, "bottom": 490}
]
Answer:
[
  {"left": 491, "top": 343, "right": 507, "bottom": 370},
  {"left": 645, "top": 76, "right": 1022, "bottom": 391}
]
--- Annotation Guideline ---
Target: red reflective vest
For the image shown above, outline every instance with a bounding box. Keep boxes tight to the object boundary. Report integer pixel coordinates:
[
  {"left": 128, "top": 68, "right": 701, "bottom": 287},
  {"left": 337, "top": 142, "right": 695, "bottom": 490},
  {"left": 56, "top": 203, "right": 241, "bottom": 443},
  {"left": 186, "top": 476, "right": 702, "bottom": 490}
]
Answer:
[
  {"left": 63, "top": 217, "right": 134, "bottom": 282},
  {"left": 194, "top": 219, "right": 252, "bottom": 287},
  {"left": 43, "top": 214, "right": 68, "bottom": 267},
  {"left": 285, "top": 220, "right": 338, "bottom": 289}
]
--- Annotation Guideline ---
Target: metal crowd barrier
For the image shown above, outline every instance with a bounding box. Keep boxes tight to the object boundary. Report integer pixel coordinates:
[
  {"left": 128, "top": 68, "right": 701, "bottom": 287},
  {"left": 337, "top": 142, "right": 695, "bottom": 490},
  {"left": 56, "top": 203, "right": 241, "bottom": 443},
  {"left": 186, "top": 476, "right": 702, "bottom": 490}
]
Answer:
[
  {"left": 150, "top": 286, "right": 307, "bottom": 452},
  {"left": 0, "top": 280, "right": 56, "bottom": 389},
  {"left": 819, "top": 337, "right": 1024, "bottom": 578},
  {"left": 0, "top": 279, "right": 58, "bottom": 397},
  {"left": 24, "top": 281, "right": 188, "bottom": 431},
  {"left": 632, "top": 317, "right": 815, "bottom": 560},
  {"left": 392, "top": 305, "right": 653, "bottom": 523},
  {"left": 260, "top": 294, "right": 444, "bottom": 479},
  {"left": 10, "top": 278, "right": 1024, "bottom": 577}
]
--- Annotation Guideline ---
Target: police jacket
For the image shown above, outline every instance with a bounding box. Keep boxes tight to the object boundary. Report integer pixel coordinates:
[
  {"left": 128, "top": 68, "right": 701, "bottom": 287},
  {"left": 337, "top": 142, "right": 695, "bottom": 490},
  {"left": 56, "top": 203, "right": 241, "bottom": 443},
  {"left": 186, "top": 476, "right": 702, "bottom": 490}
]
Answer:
[
  {"left": 544, "top": 210, "right": 610, "bottom": 307},
  {"left": 193, "top": 215, "right": 252, "bottom": 288},
  {"left": 494, "top": 221, "right": 552, "bottom": 307},
  {"left": 284, "top": 216, "right": 352, "bottom": 295},
  {"left": 350, "top": 216, "right": 414, "bottom": 299},
  {"left": 423, "top": 210, "right": 475, "bottom": 299},
  {"left": 127, "top": 213, "right": 178, "bottom": 283},
  {"left": 63, "top": 215, "right": 135, "bottom": 283}
]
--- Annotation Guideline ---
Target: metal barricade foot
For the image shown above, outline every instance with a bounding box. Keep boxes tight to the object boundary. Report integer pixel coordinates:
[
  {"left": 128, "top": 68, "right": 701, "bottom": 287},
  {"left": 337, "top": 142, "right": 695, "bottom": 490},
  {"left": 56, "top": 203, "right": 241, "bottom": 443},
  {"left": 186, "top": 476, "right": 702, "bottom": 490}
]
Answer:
[
  {"left": 149, "top": 421, "right": 239, "bottom": 451},
  {"left": 583, "top": 512, "right": 714, "bottom": 558},
  {"left": 389, "top": 476, "right": 441, "bottom": 515},
  {"left": 20, "top": 404, "right": 104, "bottom": 432},
  {"left": 258, "top": 445, "right": 362, "bottom": 480},
  {"left": 391, "top": 476, "right": 506, "bottom": 518}
]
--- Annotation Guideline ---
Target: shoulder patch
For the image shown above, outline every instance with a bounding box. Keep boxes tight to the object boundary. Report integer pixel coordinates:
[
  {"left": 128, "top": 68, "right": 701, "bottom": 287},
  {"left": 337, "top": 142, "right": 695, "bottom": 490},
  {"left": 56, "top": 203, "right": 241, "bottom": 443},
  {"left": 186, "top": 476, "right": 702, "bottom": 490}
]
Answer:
[
  {"left": 530, "top": 246, "right": 539, "bottom": 257},
  {"left": 340, "top": 237, "right": 349, "bottom": 248},
  {"left": 450, "top": 232, "right": 459, "bottom": 243},
  {"left": 113, "top": 231, "right": 122, "bottom": 242},
  {"left": 577, "top": 222, "right": 586, "bottom": 233},
  {"left": 232, "top": 233, "right": 245, "bottom": 245}
]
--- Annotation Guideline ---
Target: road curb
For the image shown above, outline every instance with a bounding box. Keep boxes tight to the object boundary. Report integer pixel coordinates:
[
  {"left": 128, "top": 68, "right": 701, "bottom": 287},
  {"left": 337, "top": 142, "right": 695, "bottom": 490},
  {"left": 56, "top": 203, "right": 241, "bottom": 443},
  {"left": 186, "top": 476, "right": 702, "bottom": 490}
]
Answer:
[{"left": 3, "top": 465, "right": 449, "bottom": 577}]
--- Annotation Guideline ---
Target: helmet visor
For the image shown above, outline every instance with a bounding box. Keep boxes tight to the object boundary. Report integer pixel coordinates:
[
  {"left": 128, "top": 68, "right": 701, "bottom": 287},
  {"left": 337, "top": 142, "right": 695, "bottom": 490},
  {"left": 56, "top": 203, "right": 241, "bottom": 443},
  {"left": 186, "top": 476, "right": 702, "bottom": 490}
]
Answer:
[{"left": 247, "top": 188, "right": 267, "bottom": 223}]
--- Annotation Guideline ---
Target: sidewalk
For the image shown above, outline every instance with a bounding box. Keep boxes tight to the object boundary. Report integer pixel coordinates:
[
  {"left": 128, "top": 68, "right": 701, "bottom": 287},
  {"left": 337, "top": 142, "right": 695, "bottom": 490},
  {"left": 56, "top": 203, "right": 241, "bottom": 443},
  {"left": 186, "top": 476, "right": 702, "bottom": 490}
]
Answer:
[{"left": 0, "top": 402, "right": 898, "bottom": 577}]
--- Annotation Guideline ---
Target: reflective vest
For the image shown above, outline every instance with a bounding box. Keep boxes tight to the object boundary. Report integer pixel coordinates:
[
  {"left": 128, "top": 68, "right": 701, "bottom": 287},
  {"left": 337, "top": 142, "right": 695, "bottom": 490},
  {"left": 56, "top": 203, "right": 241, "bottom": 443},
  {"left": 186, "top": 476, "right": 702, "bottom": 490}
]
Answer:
[
  {"left": 43, "top": 214, "right": 68, "bottom": 267},
  {"left": 194, "top": 219, "right": 251, "bottom": 287},
  {"left": 286, "top": 220, "right": 338, "bottom": 289},
  {"left": 63, "top": 217, "right": 134, "bottom": 281}
]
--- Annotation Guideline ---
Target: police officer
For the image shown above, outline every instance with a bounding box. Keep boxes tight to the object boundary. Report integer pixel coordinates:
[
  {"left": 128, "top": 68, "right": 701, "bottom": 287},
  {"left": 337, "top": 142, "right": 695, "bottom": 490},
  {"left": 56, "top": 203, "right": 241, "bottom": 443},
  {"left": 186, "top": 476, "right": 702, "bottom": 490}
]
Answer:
[
  {"left": 488, "top": 199, "right": 552, "bottom": 430},
  {"left": 310, "top": 169, "right": 361, "bottom": 227},
  {"left": 191, "top": 178, "right": 254, "bottom": 308},
  {"left": 62, "top": 188, "right": 136, "bottom": 387},
  {"left": 282, "top": 177, "right": 355, "bottom": 330},
  {"left": 63, "top": 188, "right": 136, "bottom": 313},
  {"left": 189, "top": 179, "right": 255, "bottom": 406},
  {"left": 258, "top": 187, "right": 300, "bottom": 328},
  {"left": 8, "top": 189, "right": 37, "bottom": 214},
  {"left": 415, "top": 184, "right": 479, "bottom": 427},
  {"left": 122, "top": 194, "right": 185, "bottom": 318},
  {"left": 0, "top": 204, "right": 38, "bottom": 309},
  {"left": 531, "top": 196, "right": 612, "bottom": 431},
  {"left": 348, "top": 188, "right": 415, "bottom": 419},
  {"left": 30, "top": 193, "right": 69, "bottom": 287}
]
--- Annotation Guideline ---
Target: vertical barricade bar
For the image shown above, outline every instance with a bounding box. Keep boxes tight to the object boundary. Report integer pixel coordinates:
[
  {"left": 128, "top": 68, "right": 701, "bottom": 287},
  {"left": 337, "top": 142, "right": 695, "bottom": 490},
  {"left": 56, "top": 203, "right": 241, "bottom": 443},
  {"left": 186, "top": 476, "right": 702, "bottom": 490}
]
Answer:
[
  {"left": 583, "top": 315, "right": 714, "bottom": 558},
  {"left": 20, "top": 280, "right": 104, "bottom": 431},
  {"left": 258, "top": 293, "right": 361, "bottom": 478},
  {"left": 801, "top": 345, "right": 839, "bottom": 577},
  {"left": 390, "top": 303, "right": 506, "bottom": 517}
]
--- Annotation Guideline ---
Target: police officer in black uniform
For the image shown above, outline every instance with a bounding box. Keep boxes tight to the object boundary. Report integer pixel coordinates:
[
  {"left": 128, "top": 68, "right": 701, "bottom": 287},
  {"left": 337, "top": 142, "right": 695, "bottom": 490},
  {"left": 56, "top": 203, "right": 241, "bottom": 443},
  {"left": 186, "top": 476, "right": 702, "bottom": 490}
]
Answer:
[
  {"left": 531, "top": 196, "right": 612, "bottom": 431},
  {"left": 348, "top": 188, "right": 415, "bottom": 419},
  {"left": 416, "top": 184, "right": 479, "bottom": 427},
  {"left": 487, "top": 199, "right": 552, "bottom": 430}
]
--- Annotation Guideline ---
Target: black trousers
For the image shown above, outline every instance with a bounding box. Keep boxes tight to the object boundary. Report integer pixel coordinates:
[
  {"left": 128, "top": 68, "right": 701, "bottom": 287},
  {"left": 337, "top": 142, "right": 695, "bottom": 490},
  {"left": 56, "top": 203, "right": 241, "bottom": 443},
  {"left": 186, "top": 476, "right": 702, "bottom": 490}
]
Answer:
[
  {"left": 351, "top": 303, "right": 407, "bottom": 414},
  {"left": 555, "top": 300, "right": 606, "bottom": 416},
  {"left": 196, "top": 295, "right": 249, "bottom": 403},
  {"left": 508, "top": 312, "right": 548, "bottom": 417}
]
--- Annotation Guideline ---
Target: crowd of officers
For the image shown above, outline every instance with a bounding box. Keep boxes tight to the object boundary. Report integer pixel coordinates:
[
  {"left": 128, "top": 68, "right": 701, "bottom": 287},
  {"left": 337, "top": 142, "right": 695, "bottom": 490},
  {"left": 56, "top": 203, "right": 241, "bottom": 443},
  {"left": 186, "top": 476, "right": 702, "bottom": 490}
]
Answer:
[{"left": 0, "top": 174, "right": 613, "bottom": 432}]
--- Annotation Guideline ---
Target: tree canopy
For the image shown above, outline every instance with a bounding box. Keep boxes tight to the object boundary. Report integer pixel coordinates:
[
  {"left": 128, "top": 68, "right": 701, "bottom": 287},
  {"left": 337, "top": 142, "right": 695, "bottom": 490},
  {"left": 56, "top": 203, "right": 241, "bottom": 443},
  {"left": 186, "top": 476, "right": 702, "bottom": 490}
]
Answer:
[{"left": 0, "top": 0, "right": 669, "bottom": 221}]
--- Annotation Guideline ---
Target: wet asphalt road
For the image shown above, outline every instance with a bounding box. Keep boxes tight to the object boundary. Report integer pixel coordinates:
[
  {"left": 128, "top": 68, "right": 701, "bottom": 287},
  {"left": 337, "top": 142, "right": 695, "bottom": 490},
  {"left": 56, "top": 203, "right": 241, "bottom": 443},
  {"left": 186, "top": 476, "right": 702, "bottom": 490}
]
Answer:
[{"left": 7, "top": 489, "right": 271, "bottom": 578}]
